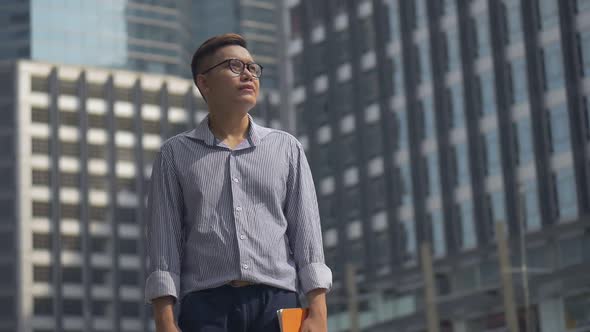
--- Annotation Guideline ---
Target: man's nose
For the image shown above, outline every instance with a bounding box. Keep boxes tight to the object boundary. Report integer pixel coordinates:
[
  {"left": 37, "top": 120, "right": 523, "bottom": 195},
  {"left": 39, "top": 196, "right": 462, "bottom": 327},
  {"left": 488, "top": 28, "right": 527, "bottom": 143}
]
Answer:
[{"left": 241, "top": 67, "right": 255, "bottom": 81}]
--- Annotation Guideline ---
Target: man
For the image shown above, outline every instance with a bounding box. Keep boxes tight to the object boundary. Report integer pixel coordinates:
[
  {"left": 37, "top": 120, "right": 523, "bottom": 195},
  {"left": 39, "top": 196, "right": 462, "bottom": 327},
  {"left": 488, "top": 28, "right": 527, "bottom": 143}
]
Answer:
[{"left": 145, "top": 33, "right": 332, "bottom": 332}]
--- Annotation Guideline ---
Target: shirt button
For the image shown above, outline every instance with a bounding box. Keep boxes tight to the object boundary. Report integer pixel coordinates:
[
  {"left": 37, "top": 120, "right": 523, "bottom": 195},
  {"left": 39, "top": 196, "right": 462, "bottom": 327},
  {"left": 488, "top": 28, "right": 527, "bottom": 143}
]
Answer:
[
  {"left": 235, "top": 206, "right": 242, "bottom": 212},
  {"left": 239, "top": 234, "right": 246, "bottom": 240},
  {"left": 233, "top": 177, "right": 239, "bottom": 183},
  {"left": 242, "top": 264, "right": 249, "bottom": 269}
]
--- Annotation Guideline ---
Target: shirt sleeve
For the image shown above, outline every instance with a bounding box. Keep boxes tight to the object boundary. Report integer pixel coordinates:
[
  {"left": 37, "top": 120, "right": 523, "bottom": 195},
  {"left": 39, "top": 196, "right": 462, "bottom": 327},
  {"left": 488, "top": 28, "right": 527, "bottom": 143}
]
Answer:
[
  {"left": 144, "top": 145, "right": 185, "bottom": 304},
  {"left": 284, "top": 141, "right": 333, "bottom": 294}
]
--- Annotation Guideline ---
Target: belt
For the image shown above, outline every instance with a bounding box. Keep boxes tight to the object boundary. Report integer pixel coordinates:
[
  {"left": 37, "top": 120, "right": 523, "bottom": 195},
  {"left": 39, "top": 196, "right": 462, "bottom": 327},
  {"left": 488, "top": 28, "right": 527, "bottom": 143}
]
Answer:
[{"left": 227, "top": 280, "right": 257, "bottom": 287}]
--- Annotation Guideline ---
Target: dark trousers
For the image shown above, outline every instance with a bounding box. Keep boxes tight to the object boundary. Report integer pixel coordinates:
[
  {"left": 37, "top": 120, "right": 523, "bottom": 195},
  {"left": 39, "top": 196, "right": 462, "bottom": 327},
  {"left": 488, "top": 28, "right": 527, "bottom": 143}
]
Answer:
[{"left": 178, "top": 284, "right": 300, "bottom": 332}]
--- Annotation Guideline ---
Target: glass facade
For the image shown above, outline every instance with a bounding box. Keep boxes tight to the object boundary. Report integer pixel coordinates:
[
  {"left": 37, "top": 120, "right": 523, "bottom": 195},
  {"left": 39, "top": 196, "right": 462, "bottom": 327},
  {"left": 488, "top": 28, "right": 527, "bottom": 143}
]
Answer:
[
  {"left": 289, "top": 0, "right": 589, "bottom": 330},
  {"left": 30, "top": 0, "right": 191, "bottom": 76}
]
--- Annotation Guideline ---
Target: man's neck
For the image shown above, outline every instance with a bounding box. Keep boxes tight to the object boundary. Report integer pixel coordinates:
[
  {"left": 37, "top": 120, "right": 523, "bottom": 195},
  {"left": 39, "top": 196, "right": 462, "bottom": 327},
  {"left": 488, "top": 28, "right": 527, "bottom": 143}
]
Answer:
[{"left": 208, "top": 110, "right": 250, "bottom": 149}]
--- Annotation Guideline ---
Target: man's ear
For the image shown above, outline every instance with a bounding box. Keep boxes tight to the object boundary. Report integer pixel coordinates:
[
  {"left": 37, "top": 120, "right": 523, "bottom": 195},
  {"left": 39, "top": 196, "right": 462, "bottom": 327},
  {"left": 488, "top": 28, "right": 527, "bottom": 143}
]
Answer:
[{"left": 196, "top": 74, "right": 209, "bottom": 98}]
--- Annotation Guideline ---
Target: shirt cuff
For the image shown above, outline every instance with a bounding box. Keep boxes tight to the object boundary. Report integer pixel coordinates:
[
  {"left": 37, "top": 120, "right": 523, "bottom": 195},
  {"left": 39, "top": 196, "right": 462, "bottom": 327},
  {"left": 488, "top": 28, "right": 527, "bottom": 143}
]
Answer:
[
  {"left": 145, "top": 270, "right": 180, "bottom": 304},
  {"left": 298, "top": 262, "right": 333, "bottom": 294}
]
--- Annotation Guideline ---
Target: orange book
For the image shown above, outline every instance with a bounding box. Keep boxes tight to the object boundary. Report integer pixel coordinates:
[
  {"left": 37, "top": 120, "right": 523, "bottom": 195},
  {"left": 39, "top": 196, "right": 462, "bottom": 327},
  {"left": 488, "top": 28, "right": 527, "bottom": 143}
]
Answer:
[{"left": 277, "top": 308, "right": 308, "bottom": 332}]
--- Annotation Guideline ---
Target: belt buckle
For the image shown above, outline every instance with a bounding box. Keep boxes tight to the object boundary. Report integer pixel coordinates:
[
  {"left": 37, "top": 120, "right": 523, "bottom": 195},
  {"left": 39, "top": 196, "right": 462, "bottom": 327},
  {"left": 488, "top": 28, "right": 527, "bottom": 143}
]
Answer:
[{"left": 229, "top": 280, "right": 252, "bottom": 287}]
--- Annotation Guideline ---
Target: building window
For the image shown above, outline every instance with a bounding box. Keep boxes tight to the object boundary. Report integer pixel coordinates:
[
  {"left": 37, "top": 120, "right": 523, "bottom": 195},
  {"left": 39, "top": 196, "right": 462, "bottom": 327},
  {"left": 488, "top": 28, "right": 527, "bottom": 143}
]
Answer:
[
  {"left": 488, "top": 190, "right": 507, "bottom": 227},
  {"left": 576, "top": 0, "right": 590, "bottom": 13},
  {"left": 508, "top": 57, "right": 529, "bottom": 105},
  {"left": 32, "top": 138, "right": 50, "bottom": 155},
  {"left": 364, "top": 123, "right": 382, "bottom": 158},
  {"left": 449, "top": 84, "right": 465, "bottom": 129},
  {"left": 458, "top": 201, "right": 477, "bottom": 249},
  {"left": 392, "top": 56, "right": 405, "bottom": 97},
  {"left": 333, "top": 82, "right": 353, "bottom": 116},
  {"left": 32, "top": 170, "right": 50, "bottom": 186},
  {"left": 61, "top": 203, "right": 80, "bottom": 220},
  {"left": 360, "top": 71, "right": 379, "bottom": 106},
  {"left": 121, "top": 300, "right": 140, "bottom": 317},
  {"left": 442, "top": 0, "right": 457, "bottom": 16},
  {"left": 483, "top": 131, "right": 501, "bottom": 177},
  {"left": 310, "top": 43, "right": 327, "bottom": 76},
  {"left": 63, "top": 299, "right": 83, "bottom": 316},
  {"left": 34, "top": 297, "right": 53, "bottom": 315},
  {"left": 578, "top": 29, "right": 590, "bottom": 77},
  {"left": 33, "top": 265, "right": 52, "bottom": 283},
  {"left": 87, "top": 83, "right": 105, "bottom": 99},
  {"left": 472, "top": 13, "right": 491, "bottom": 58},
  {"left": 319, "top": 195, "right": 335, "bottom": 225},
  {"left": 367, "top": 177, "right": 386, "bottom": 211},
  {"left": 59, "top": 80, "right": 77, "bottom": 96},
  {"left": 31, "top": 107, "right": 49, "bottom": 123},
  {"left": 343, "top": 187, "right": 361, "bottom": 219},
  {"left": 547, "top": 104, "right": 572, "bottom": 154},
  {"left": 89, "top": 206, "right": 107, "bottom": 221},
  {"left": 359, "top": 17, "right": 375, "bottom": 53},
  {"left": 116, "top": 207, "right": 137, "bottom": 224},
  {"left": 117, "top": 117, "right": 134, "bottom": 132},
  {"left": 88, "top": 144, "right": 107, "bottom": 159},
  {"left": 537, "top": 0, "right": 559, "bottom": 30},
  {"left": 521, "top": 179, "right": 541, "bottom": 231},
  {"left": 92, "top": 237, "right": 109, "bottom": 254},
  {"left": 426, "top": 153, "right": 440, "bottom": 196},
  {"left": 290, "top": 5, "right": 302, "bottom": 39},
  {"left": 340, "top": 134, "right": 357, "bottom": 166},
  {"left": 413, "top": 0, "right": 427, "bottom": 29},
  {"left": 116, "top": 147, "right": 135, "bottom": 162},
  {"left": 374, "top": 230, "right": 391, "bottom": 267},
  {"left": 333, "top": 30, "right": 351, "bottom": 64},
  {"left": 61, "top": 142, "right": 80, "bottom": 157},
  {"left": 120, "top": 270, "right": 139, "bottom": 286},
  {"left": 477, "top": 71, "right": 496, "bottom": 116},
  {"left": 31, "top": 76, "right": 49, "bottom": 93},
  {"left": 32, "top": 202, "right": 50, "bottom": 217},
  {"left": 554, "top": 168, "right": 578, "bottom": 221},
  {"left": 387, "top": 0, "right": 400, "bottom": 42},
  {"left": 399, "top": 219, "right": 417, "bottom": 262},
  {"left": 33, "top": 233, "right": 51, "bottom": 250},
  {"left": 92, "top": 269, "right": 110, "bottom": 285},
  {"left": 445, "top": 28, "right": 461, "bottom": 72},
  {"left": 115, "top": 87, "right": 134, "bottom": 102},
  {"left": 514, "top": 117, "right": 535, "bottom": 165},
  {"left": 502, "top": 0, "right": 523, "bottom": 44},
  {"left": 455, "top": 142, "right": 471, "bottom": 186},
  {"left": 542, "top": 42, "right": 565, "bottom": 91},
  {"left": 421, "top": 97, "right": 436, "bottom": 140},
  {"left": 291, "top": 54, "right": 304, "bottom": 86},
  {"left": 62, "top": 266, "right": 82, "bottom": 284},
  {"left": 89, "top": 174, "right": 107, "bottom": 190},
  {"left": 429, "top": 210, "right": 447, "bottom": 257},
  {"left": 143, "top": 119, "right": 161, "bottom": 135},
  {"left": 416, "top": 42, "right": 432, "bottom": 83},
  {"left": 88, "top": 113, "right": 107, "bottom": 129},
  {"left": 61, "top": 234, "right": 80, "bottom": 251},
  {"left": 348, "top": 239, "right": 365, "bottom": 272}
]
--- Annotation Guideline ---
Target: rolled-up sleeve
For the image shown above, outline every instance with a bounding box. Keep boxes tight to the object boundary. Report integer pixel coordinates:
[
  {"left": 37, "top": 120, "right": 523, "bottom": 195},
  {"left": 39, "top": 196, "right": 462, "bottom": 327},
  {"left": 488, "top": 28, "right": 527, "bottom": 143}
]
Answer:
[
  {"left": 284, "top": 142, "right": 333, "bottom": 294},
  {"left": 144, "top": 145, "right": 185, "bottom": 303}
]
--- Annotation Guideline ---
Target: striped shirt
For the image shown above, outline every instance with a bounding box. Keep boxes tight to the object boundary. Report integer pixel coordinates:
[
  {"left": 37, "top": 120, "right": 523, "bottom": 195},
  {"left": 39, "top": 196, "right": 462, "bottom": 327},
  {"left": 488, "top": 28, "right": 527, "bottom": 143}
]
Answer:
[{"left": 144, "top": 115, "right": 332, "bottom": 303}]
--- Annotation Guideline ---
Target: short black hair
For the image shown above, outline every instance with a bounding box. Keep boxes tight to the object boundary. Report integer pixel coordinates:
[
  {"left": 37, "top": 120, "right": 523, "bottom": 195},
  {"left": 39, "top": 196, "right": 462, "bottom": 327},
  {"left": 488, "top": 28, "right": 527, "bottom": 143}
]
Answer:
[{"left": 190, "top": 33, "right": 247, "bottom": 85}]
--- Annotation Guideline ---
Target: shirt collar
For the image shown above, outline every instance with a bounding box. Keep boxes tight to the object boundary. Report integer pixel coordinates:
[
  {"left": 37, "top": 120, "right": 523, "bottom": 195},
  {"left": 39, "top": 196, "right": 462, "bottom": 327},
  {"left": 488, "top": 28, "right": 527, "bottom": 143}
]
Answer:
[{"left": 182, "top": 114, "right": 264, "bottom": 147}]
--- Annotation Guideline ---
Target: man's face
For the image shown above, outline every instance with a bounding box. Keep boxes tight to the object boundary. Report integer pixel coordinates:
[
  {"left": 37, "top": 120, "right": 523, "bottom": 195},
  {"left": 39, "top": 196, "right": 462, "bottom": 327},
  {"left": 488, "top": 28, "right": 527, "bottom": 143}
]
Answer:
[{"left": 198, "top": 45, "right": 260, "bottom": 109}]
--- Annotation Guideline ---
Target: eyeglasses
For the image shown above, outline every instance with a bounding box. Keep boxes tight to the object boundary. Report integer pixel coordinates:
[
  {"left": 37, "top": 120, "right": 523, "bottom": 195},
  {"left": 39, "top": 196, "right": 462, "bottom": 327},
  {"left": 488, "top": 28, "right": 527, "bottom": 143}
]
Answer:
[{"left": 200, "top": 58, "right": 263, "bottom": 78}]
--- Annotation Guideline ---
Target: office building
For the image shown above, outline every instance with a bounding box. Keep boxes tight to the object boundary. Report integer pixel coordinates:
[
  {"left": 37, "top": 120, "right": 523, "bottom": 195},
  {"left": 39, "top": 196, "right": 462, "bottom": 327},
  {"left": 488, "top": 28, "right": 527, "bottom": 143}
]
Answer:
[
  {"left": 1, "top": 0, "right": 193, "bottom": 77},
  {"left": 286, "top": 0, "right": 590, "bottom": 331},
  {"left": 0, "top": 60, "right": 206, "bottom": 332}
]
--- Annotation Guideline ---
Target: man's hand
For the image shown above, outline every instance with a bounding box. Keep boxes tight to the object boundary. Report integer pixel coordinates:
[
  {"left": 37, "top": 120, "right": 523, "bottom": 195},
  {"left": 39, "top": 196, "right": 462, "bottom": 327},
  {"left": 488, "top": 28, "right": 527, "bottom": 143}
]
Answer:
[
  {"left": 152, "top": 296, "right": 180, "bottom": 332},
  {"left": 301, "top": 288, "right": 328, "bottom": 332}
]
